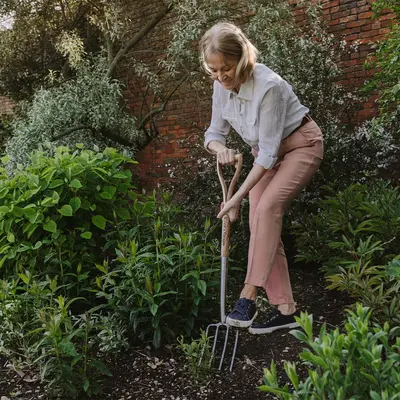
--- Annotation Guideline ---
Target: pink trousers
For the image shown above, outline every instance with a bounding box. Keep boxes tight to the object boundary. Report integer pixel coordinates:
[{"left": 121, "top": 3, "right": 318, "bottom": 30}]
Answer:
[{"left": 245, "top": 120, "right": 324, "bottom": 305}]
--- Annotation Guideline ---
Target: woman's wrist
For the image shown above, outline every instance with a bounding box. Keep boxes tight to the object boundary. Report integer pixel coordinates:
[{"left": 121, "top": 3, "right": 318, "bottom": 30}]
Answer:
[{"left": 207, "top": 140, "right": 227, "bottom": 154}]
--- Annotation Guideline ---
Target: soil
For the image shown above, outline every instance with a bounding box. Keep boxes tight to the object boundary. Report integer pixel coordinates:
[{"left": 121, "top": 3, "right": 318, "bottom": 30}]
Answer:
[{"left": 0, "top": 264, "right": 351, "bottom": 400}]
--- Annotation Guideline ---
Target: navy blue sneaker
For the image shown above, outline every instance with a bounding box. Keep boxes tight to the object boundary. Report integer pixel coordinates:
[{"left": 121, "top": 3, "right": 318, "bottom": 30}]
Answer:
[
  {"left": 226, "top": 298, "right": 258, "bottom": 328},
  {"left": 248, "top": 308, "right": 300, "bottom": 334}
]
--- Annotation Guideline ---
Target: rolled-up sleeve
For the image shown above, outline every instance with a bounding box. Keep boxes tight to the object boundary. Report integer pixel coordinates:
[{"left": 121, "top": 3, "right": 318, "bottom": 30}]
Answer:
[
  {"left": 204, "top": 81, "right": 231, "bottom": 152},
  {"left": 254, "top": 84, "right": 288, "bottom": 169}
]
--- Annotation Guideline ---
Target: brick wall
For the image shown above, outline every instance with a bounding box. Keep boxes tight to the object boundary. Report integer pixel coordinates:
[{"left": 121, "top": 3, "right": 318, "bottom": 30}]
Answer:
[
  {"left": 0, "top": 96, "right": 14, "bottom": 115},
  {"left": 0, "top": 1, "right": 395, "bottom": 188},
  {"left": 130, "top": 0, "right": 395, "bottom": 189}
]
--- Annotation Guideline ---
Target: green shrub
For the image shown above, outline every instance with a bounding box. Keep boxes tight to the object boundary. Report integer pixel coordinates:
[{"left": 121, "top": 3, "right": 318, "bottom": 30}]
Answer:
[
  {"left": 94, "top": 217, "right": 222, "bottom": 348},
  {"left": 0, "top": 145, "right": 225, "bottom": 396},
  {"left": 292, "top": 181, "right": 400, "bottom": 271},
  {"left": 0, "top": 145, "right": 137, "bottom": 299},
  {"left": 327, "top": 256, "right": 400, "bottom": 326},
  {"left": 260, "top": 304, "right": 400, "bottom": 400},
  {"left": 4, "top": 57, "right": 139, "bottom": 168}
]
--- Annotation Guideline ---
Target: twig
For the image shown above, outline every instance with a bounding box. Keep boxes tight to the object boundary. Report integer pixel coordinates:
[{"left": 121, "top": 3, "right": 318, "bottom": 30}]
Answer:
[{"left": 107, "top": 4, "right": 173, "bottom": 77}]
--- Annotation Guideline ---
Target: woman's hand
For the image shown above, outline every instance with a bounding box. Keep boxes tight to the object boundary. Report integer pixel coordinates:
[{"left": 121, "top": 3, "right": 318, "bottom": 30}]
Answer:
[
  {"left": 217, "top": 148, "right": 236, "bottom": 166},
  {"left": 217, "top": 197, "right": 242, "bottom": 222}
]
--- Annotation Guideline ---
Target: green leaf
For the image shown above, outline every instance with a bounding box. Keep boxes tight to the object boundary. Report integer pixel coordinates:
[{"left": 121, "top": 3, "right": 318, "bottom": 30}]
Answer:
[
  {"left": 41, "top": 197, "right": 55, "bottom": 207},
  {"left": 80, "top": 231, "right": 92, "bottom": 239},
  {"left": 89, "top": 360, "right": 112, "bottom": 376},
  {"left": 59, "top": 341, "right": 79, "bottom": 357},
  {"left": 58, "top": 205, "right": 73, "bottom": 216},
  {"left": 83, "top": 377, "right": 90, "bottom": 392},
  {"left": 48, "top": 179, "right": 64, "bottom": 188},
  {"left": 92, "top": 215, "right": 106, "bottom": 230},
  {"left": 151, "top": 304, "right": 159, "bottom": 316},
  {"left": 69, "top": 197, "right": 81, "bottom": 213},
  {"left": 70, "top": 179, "right": 82, "bottom": 189},
  {"left": 197, "top": 279, "right": 207, "bottom": 296},
  {"left": 116, "top": 208, "right": 130, "bottom": 220},
  {"left": 23, "top": 206, "right": 37, "bottom": 219},
  {"left": 100, "top": 185, "right": 117, "bottom": 199},
  {"left": 33, "top": 241, "right": 43, "bottom": 250},
  {"left": 18, "top": 273, "right": 30, "bottom": 284},
  {"left": 0, "top": 254, "right": 7, "bottom": 268},
  {"left": 370, "top": 391, "right": 382, "bottom": 400},
  {"left": 43, "top": 219, "right": 57, "bottom": 233},
  {"left": 7, "top": 232, "right": 15, "bottom": 243},
  {"left": 0, "top": 206, "right": 9, "bottom": 214}
]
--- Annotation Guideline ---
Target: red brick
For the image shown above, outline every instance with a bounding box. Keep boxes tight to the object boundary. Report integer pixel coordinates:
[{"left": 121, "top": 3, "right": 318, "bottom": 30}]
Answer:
[
  {"left": 340, "top": 15, "right": 357, "bottom": 23},
  {"left": 359, "top": 11, "right": 373, "bottom": 19},
  {"left": 322, "top": 0, "right": 339, "bottom": 8},
  {"left": 380, "top": 14, "right": 395, "bottom": 22},
  {"left": 332, "top": 10, "right": 351, "bottom": 19},
  {"left": 346, "top": 19, "right": 370, "bottom": 28},
  {"left": 378, "top": 27, "right": 391, "bottom": 35},
  {"left": 361, "top": 23, "right": 372, "bottom": 31},
  {"left": 344, "top": 33, "right": 359, "bottom": 41}
]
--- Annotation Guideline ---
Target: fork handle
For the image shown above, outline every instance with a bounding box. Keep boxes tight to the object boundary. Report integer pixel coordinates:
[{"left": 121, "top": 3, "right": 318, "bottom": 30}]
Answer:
[{"left": 217, "top": 154, "right": 243, "bottom": 258}]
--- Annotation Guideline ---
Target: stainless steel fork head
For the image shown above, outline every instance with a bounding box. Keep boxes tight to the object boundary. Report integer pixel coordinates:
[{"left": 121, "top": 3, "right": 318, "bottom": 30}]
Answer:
[{"left": 204, "top": 322, "right": 239, "bottom": 372}]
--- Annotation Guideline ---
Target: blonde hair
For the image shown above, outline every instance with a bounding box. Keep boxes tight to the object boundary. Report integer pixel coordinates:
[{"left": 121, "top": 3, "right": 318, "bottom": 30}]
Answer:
[{"left": 199, "top": 22, "right": 258, "bottom": 85}]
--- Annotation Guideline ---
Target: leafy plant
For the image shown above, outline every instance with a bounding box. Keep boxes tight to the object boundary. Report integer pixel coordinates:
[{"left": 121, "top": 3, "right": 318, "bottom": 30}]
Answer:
[
  {"left": 5, "top": 58, "right": 139, "bottom": 168},
  {"left": 31, "top": 297, "right": 112, "bottom": 398},
  {"left": 95, "top": 216, "right": 222, "bottom": 348},
  {"left": 327, "top": 256, "right": 400, "bottom": 325},
  {"left": 260, "top": 304, "right": 400, "bottom": 399},
  {"left": 292, "top": 181, "right": 400, "bottom": 271},
  {"left": 0, "top": 145, "right": 137, "bottom": 300},
  {"left": 363, "top": 0, "right": 400, "bottom": 122},
  {"left": 177, "top": 331, "right": 213, "bottom": 384}
]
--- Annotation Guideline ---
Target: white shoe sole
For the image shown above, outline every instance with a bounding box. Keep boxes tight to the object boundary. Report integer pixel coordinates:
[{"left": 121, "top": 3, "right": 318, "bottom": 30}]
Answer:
[
  {"left": 226, "top": 311, "right": 258, "bottom": 328},
  {"left": 248, "top": 321, "right": 300, "bottom": 335}
]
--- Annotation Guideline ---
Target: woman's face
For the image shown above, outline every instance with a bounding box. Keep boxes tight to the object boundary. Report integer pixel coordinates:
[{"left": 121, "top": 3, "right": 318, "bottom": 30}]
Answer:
[{"left": 206, "top": 53, "right": 239, "bottom": 91}]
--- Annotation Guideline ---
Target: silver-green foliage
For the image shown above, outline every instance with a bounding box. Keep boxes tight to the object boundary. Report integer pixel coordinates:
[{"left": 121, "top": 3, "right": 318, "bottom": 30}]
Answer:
[
  {"left": 260, "top": 304, "right": 400, "bottom": 400},
  {"left": 5, "top": 57, "right": 138, "bottom": 168}
]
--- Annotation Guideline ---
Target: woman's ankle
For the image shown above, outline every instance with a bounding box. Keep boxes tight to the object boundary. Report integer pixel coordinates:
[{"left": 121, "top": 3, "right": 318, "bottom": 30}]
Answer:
[
  {"left": 278, "top": 303, "right": 296, "bottom": 315},
  {"left": 240, "top": 284, "right": 257, "bottom": 301}
]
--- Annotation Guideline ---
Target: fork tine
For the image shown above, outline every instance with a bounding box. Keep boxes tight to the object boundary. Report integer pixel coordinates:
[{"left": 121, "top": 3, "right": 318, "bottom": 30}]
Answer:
[
  {"left": 229, "top": 328, "right": 239, "bottom": 372},
  {"left": 218, "top": 325, "right": 230, "bottom": 370}
]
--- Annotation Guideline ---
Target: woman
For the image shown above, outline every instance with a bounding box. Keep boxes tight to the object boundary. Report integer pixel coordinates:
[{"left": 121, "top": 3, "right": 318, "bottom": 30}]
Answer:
[{"left": 199, "top": 22, "right": 323, "bottom": 334}]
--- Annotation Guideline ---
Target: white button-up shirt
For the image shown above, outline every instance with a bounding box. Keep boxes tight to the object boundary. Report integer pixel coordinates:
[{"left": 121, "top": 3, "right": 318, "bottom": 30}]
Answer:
[{"left": 204, "top": 63, "right": 309, "bottom": 169}]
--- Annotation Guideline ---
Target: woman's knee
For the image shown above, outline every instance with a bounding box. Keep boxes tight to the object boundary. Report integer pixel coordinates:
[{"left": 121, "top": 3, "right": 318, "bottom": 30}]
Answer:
[{"left": 255, "top": 199, "right": 284, "bottom": 218}]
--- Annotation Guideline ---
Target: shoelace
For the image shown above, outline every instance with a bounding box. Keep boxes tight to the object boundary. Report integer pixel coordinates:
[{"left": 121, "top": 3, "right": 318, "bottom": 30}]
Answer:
[{"left": 234, "top": 300, "right": 251, "bottom": 317}]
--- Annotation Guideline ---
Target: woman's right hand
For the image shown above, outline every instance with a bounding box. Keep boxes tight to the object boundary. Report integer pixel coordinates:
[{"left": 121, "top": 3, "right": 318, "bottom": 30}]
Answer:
[{"left": 216, "top": 148, "right": 236, "bottom": 166}]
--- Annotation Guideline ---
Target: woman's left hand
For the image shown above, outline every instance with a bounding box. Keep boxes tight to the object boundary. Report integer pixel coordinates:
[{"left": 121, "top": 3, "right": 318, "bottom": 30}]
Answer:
[{"left": 217, "top": 197, "right": 242, "bottom": 222}]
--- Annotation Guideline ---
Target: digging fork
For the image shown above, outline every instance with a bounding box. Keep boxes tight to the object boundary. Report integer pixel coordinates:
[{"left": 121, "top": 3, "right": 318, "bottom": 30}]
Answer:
[{"left": 202, "top": 153, "right": 243, "bottom": 372}]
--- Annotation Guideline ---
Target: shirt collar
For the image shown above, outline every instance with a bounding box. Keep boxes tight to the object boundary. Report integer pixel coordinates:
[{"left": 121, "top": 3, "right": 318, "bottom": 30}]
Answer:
[{"left": 233, "top": 75, "right": 254, "bottom": 101}]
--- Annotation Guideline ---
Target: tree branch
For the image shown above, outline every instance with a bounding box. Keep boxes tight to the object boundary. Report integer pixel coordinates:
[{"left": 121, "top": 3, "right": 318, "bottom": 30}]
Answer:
[
  {"left": 138, "top": 73, "right": 189, "bottom": 130},
  {"left": 51, "top": 125, "right": 94, "bottom": 141},
  {"left": 51, "top": 124, "right": 135, "bottom": 147},
  {"left": 106, "top": 3, "right": 173, "bottom": 78},
  {"left": 105, "top": 32, "right": 114, "bottom": 66}
]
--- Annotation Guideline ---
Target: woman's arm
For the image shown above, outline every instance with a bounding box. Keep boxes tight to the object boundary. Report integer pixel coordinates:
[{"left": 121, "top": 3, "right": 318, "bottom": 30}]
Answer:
[{"left": 217, "top": 163, "right": 266, "bottom": 220}]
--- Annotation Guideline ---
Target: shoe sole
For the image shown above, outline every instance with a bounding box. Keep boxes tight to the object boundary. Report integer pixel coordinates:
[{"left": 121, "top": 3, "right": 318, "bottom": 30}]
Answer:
[
  {"left": 248, "top": 321, "right": 300, "bottom": 335},
  {"left": 226, "top": 311, "right": 258, "bottom": 328}
]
